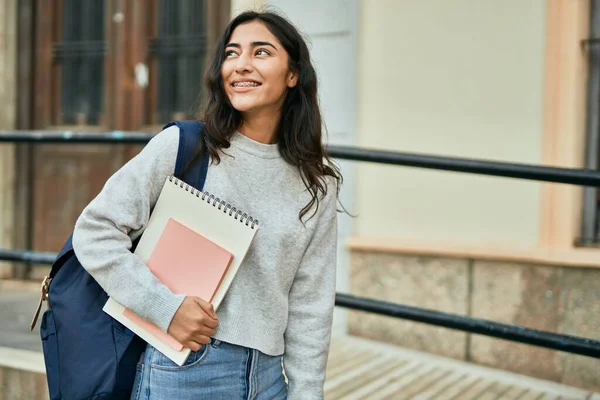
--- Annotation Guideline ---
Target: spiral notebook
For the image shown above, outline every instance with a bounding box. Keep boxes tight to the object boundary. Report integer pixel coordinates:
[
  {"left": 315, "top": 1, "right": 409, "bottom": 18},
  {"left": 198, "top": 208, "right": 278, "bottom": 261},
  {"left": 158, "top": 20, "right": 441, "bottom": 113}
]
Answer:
[{"left": 103, "top": 176, "right": 259, "bottom": 366}]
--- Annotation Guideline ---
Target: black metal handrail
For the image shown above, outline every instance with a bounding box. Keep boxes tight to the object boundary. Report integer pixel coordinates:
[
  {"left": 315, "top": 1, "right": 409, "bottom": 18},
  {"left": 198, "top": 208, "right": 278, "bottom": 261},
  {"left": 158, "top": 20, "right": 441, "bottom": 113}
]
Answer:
[
  {"left": 1, "top": 130, "right": 600, "bottom": 187},
  {"left": 336, "top": 293, "right": 600, "bottom": 358},
  {"left": 0, "top": 249, "right": 57, "bottom": 265}
]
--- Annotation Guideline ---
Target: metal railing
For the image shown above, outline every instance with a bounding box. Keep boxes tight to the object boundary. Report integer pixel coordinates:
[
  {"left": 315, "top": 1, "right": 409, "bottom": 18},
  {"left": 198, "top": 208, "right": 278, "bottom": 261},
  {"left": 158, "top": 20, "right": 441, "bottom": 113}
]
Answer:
[
  {"left": 1, "top": 130, "right": 600, "bottom": 359},
  {"left": 3, "top": 130, "right": 600, "bottom": 186}
]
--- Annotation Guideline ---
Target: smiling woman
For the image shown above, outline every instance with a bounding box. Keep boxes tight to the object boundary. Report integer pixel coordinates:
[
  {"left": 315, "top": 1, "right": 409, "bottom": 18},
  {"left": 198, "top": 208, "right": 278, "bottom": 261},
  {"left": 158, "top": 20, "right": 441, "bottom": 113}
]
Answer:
[
  {"left": 202, "top": 11, "right": 341, "bottom": 222},
  {"left": 71, "top": 9, "right": 344, "bottom": 400}
]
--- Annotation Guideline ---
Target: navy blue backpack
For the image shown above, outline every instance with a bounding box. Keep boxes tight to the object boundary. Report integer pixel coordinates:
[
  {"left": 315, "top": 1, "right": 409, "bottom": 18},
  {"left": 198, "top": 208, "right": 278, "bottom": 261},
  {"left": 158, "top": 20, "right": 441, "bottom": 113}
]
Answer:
[{"left": 31, "top": 121, "right": 209, "bottom": 400}]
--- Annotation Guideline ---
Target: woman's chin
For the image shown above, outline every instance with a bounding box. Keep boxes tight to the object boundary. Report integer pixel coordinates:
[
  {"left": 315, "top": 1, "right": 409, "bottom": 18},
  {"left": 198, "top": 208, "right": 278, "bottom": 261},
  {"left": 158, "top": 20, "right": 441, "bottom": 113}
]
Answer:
[{"left": 230, "top": 102, "right": 262, "bottom": 114}]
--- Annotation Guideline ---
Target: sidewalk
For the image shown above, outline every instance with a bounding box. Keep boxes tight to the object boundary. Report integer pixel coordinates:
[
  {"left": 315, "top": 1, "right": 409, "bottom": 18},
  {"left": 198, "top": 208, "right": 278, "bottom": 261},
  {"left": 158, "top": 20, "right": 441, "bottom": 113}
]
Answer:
[
  {"left": 326, "top": 335, "right": 600, "bottom": 399},
  {"left": 0, "top": 281, "right": 41, "bottom": 353}
]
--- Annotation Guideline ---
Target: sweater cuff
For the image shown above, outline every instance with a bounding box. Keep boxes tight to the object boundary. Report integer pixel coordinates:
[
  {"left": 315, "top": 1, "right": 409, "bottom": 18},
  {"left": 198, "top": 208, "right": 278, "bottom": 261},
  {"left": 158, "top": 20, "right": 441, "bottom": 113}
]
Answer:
[{"left": 147, "top": 287, "right": 186, "bottom": 332}]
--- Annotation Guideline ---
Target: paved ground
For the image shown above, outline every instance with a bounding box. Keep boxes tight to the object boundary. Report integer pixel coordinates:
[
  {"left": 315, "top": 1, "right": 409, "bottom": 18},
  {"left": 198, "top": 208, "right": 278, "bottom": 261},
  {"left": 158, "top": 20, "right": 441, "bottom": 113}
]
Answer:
[
  {"left": 0, "top": 281, "right": 42, "bottom": 352},
  {"left": 326, "top": 336, "right": 600, "bottom": 399}
]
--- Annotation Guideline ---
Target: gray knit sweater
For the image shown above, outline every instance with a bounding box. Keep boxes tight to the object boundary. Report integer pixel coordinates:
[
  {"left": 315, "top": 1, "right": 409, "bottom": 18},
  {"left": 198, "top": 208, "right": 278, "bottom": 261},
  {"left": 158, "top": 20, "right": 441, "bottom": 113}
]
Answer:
[{"left": 72, "top": 125, "right": 338, "bottom": 399}]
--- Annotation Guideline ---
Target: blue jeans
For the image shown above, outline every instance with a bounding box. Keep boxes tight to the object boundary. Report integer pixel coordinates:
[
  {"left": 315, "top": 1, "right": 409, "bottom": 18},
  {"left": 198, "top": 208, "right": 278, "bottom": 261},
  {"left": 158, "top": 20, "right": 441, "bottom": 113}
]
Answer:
[{"left": 131, "top": 339, "right": 288, "bottom": 399}]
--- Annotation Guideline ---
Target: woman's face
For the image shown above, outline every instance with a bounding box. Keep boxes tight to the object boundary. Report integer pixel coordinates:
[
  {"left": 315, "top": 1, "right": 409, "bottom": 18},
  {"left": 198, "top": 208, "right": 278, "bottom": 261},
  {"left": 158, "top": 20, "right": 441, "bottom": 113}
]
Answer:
[{"left": 221, "top": 21, "right": 297, "bottom": 116}]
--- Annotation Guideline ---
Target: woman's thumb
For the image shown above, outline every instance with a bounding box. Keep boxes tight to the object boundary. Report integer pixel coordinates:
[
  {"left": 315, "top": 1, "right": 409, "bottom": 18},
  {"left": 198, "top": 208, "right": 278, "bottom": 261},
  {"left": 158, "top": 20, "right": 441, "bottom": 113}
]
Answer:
[{"left": 193, "top": 297, "right": 217, "bottom": 319}]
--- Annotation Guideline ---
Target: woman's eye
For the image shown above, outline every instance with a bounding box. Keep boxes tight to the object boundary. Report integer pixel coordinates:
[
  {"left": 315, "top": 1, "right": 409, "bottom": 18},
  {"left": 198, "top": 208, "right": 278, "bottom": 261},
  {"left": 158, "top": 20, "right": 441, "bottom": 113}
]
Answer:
[
  {"left": 225, "top": 50, "right": 237, "bottom": 57},
  {"left": 256, "top": 49, "right": 270, "bottom": 56}
]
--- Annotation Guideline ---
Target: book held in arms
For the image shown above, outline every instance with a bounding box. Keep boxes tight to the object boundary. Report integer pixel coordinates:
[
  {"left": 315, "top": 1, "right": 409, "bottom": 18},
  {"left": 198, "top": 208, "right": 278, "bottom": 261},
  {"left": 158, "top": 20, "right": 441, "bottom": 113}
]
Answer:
[{"left": 103, "top": 176, "right": 259, "bottom": 366}]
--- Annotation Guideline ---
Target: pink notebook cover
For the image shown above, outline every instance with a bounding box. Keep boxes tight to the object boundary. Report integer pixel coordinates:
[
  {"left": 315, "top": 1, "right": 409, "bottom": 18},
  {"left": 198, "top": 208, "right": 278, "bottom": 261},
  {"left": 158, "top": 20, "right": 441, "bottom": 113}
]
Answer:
[{"left": 123, "top": 218, "right": 233, "bottom": 351}]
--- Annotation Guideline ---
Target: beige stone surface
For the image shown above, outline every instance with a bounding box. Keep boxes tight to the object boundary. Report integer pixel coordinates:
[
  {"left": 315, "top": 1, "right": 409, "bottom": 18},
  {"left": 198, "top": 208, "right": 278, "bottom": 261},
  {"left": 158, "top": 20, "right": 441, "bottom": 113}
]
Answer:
[
  {"left": 348, "top": 251, "right": 469, "bottom": 359},
  {"left": 348, "top": 251, "right": 600, "bottom": 390},
  {"left": 0, "top": 366, "right": 47, "bottom": 400},
  {"left": 558, "top": 268, "right": 600, "bottom": 391},
  {"left": 470, "top": 261, "right": 562, "bottom": 382},
  {"left": 324, "top": 334, "right": 598, "bottom": 399}
]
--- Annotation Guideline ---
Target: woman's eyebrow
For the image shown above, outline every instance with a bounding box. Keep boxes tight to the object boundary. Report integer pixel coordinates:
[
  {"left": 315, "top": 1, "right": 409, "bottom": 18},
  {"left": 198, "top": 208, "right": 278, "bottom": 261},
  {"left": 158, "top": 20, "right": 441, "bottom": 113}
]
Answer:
[{"left": 225, "top": 41, "right": 278, "bottom": 50}]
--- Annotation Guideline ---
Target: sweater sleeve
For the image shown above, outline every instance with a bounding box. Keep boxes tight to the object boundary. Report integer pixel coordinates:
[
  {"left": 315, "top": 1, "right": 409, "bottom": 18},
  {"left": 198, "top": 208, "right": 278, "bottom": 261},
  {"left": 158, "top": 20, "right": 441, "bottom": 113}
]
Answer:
[
  {"left": 283, "top": 182, "right": 338, "bottom": 399},
  {"left": 72, "top": 125, "right": 184, "bottom": 332}
]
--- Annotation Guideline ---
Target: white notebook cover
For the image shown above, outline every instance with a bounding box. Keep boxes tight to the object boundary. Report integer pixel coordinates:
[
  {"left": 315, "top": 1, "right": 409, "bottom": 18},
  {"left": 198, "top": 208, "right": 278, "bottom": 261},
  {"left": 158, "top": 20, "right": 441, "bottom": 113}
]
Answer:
[{"left": 103, "top": 176, "right": 258, "bottom": 366}]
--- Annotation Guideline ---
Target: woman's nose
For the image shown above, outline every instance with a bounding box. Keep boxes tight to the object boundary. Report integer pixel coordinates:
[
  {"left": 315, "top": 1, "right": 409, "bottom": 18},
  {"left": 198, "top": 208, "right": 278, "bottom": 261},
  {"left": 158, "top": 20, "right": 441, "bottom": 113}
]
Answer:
[{"left": 235, "top": 53, "right": 253, "bottom": 74}]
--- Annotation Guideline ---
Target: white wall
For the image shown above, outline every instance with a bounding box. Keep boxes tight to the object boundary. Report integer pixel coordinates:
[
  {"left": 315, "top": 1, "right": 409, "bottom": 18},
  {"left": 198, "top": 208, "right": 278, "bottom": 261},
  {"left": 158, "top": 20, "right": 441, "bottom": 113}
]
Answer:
[
  {"left": 231, "top": 0, "right": 264, "bottom": 15},
  {"left": 356, "top": 0, "right": 547, "bottom": 249}
]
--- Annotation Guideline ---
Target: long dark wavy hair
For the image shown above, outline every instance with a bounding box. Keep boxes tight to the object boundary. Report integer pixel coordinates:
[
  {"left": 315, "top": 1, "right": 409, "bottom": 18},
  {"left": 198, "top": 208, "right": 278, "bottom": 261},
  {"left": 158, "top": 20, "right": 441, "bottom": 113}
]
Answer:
[{"left": 197, "top": 10, "right": 343, "bottom": 222}]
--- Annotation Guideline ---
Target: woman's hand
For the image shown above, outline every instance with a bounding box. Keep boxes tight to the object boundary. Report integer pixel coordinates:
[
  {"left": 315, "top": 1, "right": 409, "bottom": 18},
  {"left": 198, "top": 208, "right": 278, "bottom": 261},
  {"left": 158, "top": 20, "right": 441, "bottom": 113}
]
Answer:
[{"left": 167, "top": 296, "right": 219, "bottom": 351}]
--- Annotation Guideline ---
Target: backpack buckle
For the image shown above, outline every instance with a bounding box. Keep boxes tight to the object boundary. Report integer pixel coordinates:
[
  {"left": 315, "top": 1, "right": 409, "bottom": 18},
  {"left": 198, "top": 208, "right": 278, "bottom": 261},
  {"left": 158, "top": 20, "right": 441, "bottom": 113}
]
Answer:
[
  {"left": 30, "top": 276, "right": 51, "bottom": 331},
  {"left": 41, "top": 275, "right": 50, "bottom": 306}
]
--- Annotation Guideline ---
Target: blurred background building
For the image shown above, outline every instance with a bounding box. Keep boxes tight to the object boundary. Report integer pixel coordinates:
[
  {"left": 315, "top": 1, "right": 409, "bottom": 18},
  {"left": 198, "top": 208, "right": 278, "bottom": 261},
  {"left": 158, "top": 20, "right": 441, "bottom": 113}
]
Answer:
[{"left": 0, "top": 0, "right": 598, "bottom": 394}]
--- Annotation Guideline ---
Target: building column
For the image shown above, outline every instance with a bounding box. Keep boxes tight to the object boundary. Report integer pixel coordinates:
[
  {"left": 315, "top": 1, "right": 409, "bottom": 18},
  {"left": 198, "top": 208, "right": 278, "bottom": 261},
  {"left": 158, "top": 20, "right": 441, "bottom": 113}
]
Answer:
[
  {"left": 0, "top": 0, "right": 17, "bottom": 278},
  {"left": 539, "top": 0, "right": 591, "bottom": 249}
]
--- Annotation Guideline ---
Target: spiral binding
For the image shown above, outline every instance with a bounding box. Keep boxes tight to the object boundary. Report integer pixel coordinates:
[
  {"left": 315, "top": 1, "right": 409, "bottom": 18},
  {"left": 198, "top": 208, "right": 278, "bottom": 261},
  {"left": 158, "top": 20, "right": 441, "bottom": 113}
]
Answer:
[{"left": 168, "top": 176, "right": 259, "bottom": 229}]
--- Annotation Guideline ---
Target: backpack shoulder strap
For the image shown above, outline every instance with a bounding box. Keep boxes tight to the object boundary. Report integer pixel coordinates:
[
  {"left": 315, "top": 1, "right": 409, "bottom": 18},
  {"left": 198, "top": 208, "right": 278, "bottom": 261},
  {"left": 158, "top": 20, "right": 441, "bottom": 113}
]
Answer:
[
  {"left": 162, "top": 120, "right": 209, "bottom": 191},
  {"left": 49, "top": 234, "right": 75, "bottom": 279}
]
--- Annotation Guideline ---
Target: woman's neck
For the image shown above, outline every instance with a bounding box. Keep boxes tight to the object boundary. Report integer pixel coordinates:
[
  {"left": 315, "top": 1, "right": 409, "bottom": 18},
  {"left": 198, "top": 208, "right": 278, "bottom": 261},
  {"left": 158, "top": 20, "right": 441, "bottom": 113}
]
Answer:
[{"left": 238, "top": 109, "right": 281, "bottom": 144}]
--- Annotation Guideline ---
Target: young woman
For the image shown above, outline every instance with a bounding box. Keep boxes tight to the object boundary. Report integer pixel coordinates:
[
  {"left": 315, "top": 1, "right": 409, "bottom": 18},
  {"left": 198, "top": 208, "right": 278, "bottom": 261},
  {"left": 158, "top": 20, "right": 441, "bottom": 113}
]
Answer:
[{"left": 72, "top": 10, "right": 342, "bottom": 399}]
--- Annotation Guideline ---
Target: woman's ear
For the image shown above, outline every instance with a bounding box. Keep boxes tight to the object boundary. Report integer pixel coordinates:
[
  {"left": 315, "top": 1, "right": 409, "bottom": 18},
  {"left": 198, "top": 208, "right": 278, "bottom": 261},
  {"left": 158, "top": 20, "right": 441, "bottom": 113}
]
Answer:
[{"left": 287, "top": 71, "right": 298, "bottom": 88}]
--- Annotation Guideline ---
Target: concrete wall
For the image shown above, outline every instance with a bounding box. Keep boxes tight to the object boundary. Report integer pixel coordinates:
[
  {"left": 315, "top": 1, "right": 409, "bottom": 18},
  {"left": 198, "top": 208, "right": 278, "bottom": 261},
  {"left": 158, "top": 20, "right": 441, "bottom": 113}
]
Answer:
[
  {"left": 348, "top": 2, "right": 599, "bottom": 390},
  {"left": 355, "top": 0, "right": 547, "bottom": 248},
  {"left": 0, "top": 0, "right": 17, "bottom": 278},
  {"left": 349, "top": 250, "right": 600, "bottom": 391}
]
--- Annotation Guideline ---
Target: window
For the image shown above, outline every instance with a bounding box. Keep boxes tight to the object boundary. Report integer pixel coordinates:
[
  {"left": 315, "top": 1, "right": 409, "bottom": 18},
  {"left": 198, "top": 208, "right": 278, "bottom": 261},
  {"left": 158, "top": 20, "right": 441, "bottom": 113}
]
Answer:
[
  {"left": 32, "top": 0, "right": 229, "bottom": 130},
  {"left": 15, "top": 0, "right": 230, "bottom": 279},
  {"left": 54, "top": 0, "right": 106, "bottom": 126},
  {"left": 150, "top": 0, "right": 209, "bottom": 123}
]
